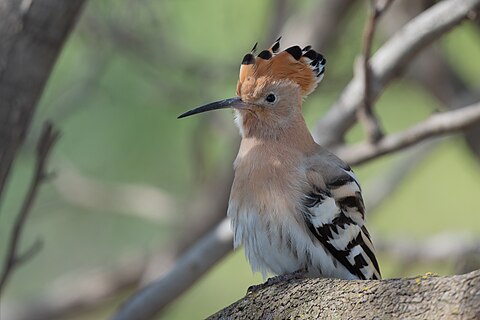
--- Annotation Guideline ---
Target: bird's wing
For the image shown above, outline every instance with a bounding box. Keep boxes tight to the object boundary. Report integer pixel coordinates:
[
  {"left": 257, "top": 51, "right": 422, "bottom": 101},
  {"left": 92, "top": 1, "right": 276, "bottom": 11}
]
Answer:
[{"left": 303, "top": 152, "right": 381, "bottom": 280}]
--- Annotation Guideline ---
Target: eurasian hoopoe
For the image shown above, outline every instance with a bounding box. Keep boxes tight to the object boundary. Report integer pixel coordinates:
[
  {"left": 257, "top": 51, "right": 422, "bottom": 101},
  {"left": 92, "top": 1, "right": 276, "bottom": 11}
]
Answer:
[{"left": 179, "top": 38, "right": 381, "bottom": 280}]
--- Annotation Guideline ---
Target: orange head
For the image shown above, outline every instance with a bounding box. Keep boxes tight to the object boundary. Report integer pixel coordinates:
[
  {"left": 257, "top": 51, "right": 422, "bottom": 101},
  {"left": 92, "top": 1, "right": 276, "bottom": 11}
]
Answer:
[{"left": 178, "top": 38, "right": 326, "bottom": 138}]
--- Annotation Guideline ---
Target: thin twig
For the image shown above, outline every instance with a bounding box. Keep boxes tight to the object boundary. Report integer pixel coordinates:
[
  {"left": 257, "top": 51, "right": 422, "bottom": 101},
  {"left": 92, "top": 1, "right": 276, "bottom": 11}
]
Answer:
[
  {"left": 358, "top": 0, "right": 394, "bottom": 143},
  {"left": 336, "top": 101, "right": 480, "bottom": 165},
  {"left": 0, "top": 122, "right": 60, "bottom": 297}
]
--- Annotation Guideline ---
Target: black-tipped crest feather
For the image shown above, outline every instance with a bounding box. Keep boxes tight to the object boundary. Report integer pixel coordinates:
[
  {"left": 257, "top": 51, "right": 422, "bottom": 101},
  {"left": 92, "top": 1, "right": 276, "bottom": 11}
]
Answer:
[
  {"left": 271, "top": 36, "right": 282, "bottom": 53},
  {"left": 258, "top": 50, "right": 273, "bottom": 60},
  {"left": 251, "top": 42, "right": 258, "bottom": 53},
  {"left": 242, "top": 53, "right": 255, "bottom": 65},
  {"left": 285, "top": 45, "right": 302, "bottom": 60},
  {"left": 303, "top": 49, "right": 317, "bottom": 61}
]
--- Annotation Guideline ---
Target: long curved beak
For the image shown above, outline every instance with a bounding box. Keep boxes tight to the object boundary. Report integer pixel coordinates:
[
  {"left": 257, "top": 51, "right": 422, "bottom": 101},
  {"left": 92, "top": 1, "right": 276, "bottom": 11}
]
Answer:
[{"left": 178, "top": 97, "right": 245, "bottom": 119}]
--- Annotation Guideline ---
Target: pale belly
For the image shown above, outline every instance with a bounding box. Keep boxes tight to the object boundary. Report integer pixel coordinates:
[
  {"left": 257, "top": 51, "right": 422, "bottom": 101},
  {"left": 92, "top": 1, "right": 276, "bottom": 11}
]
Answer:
[{"left": 228, "top": 203, "right": 356, "bottom": 279}]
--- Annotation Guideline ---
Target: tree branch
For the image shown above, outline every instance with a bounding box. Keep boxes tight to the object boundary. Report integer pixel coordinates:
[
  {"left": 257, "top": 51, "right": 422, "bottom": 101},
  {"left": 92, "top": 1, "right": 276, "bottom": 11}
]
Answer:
[
  {"left": 336, "top": 101, "right": 480, "bottom": 165},
  {"left": 112, "top": 218, "right": 233, "bottom": 320},
  {"left": 209, "top": 269, "right": 480, "bottom": 319},
  {"left": 0, "top": 0, "right": 85, "bottom": 204},
  {"left": 314, "top": 0, "right": 480, "bottom": 147},
  {"left": 0, "top": 122, "right": 60, "bottom": 297}
]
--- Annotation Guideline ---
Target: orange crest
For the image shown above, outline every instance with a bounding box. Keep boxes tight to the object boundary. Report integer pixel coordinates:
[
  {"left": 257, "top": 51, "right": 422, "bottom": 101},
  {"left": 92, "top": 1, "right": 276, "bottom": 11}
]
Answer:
[{"left": 237, "top": 37, "right": 326, "bottom": 98}]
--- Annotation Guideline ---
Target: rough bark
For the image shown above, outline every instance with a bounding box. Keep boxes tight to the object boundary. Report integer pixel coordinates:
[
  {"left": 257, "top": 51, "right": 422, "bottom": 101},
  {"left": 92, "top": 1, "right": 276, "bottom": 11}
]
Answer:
[
  {"left": 209, "top": 270, "right": 480, "bottom": 320},
  {"left": 0, "top": 0, "right": 85, "bottom": 202}
]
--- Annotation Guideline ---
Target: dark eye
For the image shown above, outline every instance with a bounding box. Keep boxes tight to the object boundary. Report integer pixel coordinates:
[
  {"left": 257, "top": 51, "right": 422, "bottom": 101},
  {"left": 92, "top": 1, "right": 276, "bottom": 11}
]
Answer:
[{"left": 265, "top": 93, "right": 276, "bottom": 103}]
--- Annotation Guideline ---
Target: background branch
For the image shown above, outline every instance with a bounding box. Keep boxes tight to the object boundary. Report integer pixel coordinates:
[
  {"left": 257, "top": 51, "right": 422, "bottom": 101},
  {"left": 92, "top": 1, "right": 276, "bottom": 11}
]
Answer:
[
  {"left": 336, "top": 101, "right": 480, "bottom": 165},
  {"left": 376, "top": 233, "right": 480, "bottom": 269},
  {"left": 314, "top": 0, "right": 480, "bottom": 147},
  {"left": 0, "top": 123, "right": 59, "bottom": 297}
]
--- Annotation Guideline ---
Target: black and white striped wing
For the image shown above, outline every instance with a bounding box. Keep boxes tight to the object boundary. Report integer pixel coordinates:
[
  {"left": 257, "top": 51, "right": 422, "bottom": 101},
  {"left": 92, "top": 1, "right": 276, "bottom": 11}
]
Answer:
[{"left": 303, "top": 169, "right": 381, "bottom": 280}]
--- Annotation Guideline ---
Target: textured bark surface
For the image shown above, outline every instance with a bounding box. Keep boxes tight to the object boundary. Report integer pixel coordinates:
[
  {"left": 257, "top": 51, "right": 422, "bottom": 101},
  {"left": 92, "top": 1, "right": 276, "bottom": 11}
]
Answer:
[
  {"left": 209, "top": 270, "right": 480, "bottom": 319},
  {"left": 0, "top": 0, "right": 85, "bottom": 201}
]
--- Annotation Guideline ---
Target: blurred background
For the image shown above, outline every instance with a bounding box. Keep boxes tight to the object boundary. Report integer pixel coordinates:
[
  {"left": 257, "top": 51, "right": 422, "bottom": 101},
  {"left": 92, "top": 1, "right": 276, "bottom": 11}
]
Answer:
[{"left": 1, "top": 0, "right": 480, "bottom": 319}]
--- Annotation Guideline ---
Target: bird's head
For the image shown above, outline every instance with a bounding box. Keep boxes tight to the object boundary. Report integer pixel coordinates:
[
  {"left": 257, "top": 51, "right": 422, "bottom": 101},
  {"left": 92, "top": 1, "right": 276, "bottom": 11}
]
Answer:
[{"left": 178, "top": 38, "right": 326, "bottom": 138}]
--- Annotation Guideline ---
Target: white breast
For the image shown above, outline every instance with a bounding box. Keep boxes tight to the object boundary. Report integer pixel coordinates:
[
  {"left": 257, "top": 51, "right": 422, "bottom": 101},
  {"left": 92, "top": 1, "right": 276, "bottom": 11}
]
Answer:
[{"left": 228, "top": 201, "right": 355, "bottom": 279}]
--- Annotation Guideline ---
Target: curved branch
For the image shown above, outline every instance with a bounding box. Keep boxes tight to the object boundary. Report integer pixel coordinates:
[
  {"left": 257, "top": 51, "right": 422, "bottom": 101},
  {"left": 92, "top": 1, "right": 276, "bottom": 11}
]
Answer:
[
  {"left": 336, "top": 101, "right": 480, "bottom": 165},
  {"left": 209, "top": 269, "right": 480, "bottom": 319},
  {"left": 112, "top": 219, "right": 233, "bottom": 320},
  {"left": 314, "top": 0, "right": 480, "bottom": 147}
]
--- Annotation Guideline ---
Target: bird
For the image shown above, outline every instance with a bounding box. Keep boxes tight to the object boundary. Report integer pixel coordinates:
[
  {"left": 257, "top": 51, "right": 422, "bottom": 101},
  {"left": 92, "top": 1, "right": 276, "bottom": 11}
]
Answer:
[{"left": 178, "top": 38, "right": 381, "bottom": 280}]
